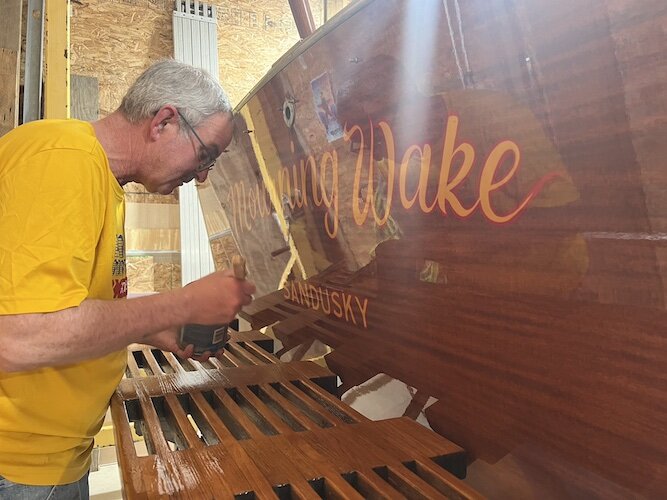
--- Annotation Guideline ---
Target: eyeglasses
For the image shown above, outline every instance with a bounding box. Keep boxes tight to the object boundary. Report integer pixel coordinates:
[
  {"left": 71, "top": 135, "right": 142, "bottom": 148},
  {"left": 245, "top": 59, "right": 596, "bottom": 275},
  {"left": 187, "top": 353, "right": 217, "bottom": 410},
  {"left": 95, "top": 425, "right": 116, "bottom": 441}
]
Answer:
[{"left": 177, "top": 109, "right": 217, "bottom": 173}]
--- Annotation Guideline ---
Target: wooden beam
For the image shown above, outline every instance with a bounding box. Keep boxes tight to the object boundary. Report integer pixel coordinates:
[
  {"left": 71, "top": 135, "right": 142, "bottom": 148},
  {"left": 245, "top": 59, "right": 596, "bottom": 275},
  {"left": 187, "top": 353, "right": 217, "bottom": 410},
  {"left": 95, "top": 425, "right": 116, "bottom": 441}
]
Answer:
[
  {"left": 288, "top": 0, "right": 316, "bottom": 39},
  {"left": 0, "top": 0, "right": 22, "bottom": 136},
  {"left": 44, "top": 0, "right": 70, "bottom": 119}
]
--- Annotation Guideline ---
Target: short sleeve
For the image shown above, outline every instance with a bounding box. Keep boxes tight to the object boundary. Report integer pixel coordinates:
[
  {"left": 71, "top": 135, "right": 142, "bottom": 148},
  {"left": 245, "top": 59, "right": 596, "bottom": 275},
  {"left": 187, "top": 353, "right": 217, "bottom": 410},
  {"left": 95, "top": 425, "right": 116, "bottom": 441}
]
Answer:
[{"left": 0, "top": 148, "right": 107, "bottom": 314}]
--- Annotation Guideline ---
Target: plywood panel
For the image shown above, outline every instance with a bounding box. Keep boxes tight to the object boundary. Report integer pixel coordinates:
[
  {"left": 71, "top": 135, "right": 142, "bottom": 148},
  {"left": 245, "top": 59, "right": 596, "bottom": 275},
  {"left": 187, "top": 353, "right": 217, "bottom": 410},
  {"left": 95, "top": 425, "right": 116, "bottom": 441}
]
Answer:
[
  {"left": 70, "top": 0, "right": 172, "bottom": 117},
  {"left": 70, "top": 73, "right": 99, "bottom": 121},
  {"left": 216, "top": 1, "right": 353, "bottom": 104},
  {"left": 70, "top": 0, "right": 355, "bottom": 111}
]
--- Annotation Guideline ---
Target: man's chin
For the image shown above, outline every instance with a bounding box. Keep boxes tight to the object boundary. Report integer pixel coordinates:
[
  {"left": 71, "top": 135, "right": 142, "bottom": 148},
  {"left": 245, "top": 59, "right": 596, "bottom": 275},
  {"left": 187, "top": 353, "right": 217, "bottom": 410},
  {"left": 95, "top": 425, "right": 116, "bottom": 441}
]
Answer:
[
  {"left": 150, "top": 178, "right": 190, "bottom": 195},
  {"left": 156, "top": 184, "right": 179, "bottom": 195}
]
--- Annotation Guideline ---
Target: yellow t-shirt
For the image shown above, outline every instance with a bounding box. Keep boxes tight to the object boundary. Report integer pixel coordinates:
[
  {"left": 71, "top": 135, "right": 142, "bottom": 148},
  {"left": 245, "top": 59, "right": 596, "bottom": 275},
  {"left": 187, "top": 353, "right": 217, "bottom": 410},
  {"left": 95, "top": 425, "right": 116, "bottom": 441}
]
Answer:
[{"left": 0, "top": 119, "right": 127, "bottom": 485}]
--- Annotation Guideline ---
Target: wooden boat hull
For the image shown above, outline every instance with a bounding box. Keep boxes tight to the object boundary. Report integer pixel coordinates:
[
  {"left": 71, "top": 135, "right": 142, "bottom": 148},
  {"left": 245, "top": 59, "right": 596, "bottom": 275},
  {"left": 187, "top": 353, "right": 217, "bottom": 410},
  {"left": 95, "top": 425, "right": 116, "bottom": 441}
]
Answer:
[{"left": 204, "top": 0, "right": 667, "bottom": 495}]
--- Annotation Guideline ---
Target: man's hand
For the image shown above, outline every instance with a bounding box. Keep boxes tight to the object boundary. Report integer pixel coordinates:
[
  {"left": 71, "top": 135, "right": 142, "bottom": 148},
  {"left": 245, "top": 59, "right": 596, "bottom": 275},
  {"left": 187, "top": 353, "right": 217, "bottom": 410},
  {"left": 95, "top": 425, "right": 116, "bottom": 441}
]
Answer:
[
  {"left": 143, "top": 328, "right": 229, "bottom": 363},
  {"left": 144, "top": 329, "right": 230, "bottom": 362},
  {"left": 180, "top": 269, "right": 256, "bottom": 326},
  {"left": 143, "top": 328, "right": 190, "bottom": 358}
]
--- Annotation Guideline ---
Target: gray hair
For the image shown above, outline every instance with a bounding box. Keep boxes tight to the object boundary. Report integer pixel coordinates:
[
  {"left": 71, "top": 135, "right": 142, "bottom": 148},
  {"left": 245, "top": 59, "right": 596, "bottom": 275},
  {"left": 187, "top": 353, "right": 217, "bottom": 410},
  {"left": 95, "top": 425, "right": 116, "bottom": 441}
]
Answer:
[{"left": 119, "top": 59, "right": 231, "bottom": 129}]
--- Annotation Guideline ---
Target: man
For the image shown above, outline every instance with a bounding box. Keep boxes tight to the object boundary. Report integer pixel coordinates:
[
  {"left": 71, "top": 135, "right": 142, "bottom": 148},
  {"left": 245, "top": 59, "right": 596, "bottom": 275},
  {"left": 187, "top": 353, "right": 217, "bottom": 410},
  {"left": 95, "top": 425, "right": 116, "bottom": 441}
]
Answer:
[{"left": 0, "top": 60, "right": 255, "bottom": 498}]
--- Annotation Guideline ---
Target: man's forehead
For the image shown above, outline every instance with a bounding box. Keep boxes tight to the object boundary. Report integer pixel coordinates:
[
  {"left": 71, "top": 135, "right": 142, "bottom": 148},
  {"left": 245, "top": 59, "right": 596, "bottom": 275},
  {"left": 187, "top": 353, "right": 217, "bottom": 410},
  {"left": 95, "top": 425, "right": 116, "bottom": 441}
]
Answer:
[{"left": 202, "top": 114, "right": 233, "bottom": 151}]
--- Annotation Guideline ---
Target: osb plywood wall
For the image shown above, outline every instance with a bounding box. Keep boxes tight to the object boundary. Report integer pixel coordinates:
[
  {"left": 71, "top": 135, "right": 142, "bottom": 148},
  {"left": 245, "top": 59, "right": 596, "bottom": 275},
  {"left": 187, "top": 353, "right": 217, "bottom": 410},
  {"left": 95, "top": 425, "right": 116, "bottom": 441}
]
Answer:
[
  {"left": 70, "top": 0, "right": 353, "bottom": 292},
  {"left": 71, "top": 0, "right": 178, "bottom": 294},
  {"left": 216, "top": 0, "right": 351, "bottom": 104},
  {"left": 70, "top": 0, "right": 352, "bottom": 112}
]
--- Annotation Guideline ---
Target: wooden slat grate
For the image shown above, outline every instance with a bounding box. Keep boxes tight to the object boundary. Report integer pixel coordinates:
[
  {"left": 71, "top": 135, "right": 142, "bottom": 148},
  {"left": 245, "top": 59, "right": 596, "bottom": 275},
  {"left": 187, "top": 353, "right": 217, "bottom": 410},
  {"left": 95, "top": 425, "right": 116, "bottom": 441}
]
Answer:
[
  {"left": 125, "top": 330, "right": 278, "bottom": 379},
  {"left": 122, "top": 378, "right": 367, "bottom": 452},
  {"left": 112, "top": 330, "right": 479, "bottom": 498}
]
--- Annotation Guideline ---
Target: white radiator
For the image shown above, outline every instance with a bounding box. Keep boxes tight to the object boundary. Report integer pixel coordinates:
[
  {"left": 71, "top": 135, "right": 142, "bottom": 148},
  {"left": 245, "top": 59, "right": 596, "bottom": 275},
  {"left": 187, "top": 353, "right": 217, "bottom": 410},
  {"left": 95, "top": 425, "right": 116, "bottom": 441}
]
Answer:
[{"left": 172, "top": 1, "right": 218, "bottom": 285}]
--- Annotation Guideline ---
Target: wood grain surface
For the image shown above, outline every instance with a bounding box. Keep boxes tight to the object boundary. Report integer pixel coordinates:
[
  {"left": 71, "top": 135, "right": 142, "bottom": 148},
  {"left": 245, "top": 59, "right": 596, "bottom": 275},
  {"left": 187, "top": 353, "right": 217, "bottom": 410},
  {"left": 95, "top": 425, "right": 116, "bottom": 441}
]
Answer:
[
  {"left": 215, "top": 0, "right": 667, "bottom": 496},
  {"left": 112, "top": 330, "right": 476, "bottom": 498}
]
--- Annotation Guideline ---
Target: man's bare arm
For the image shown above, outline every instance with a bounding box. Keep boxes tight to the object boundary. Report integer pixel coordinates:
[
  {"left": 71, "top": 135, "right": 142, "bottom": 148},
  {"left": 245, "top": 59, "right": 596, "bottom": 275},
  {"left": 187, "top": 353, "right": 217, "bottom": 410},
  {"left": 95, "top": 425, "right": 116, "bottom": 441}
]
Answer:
[{"left": 0, "top": 270, "right": 254, "bottom": 372}]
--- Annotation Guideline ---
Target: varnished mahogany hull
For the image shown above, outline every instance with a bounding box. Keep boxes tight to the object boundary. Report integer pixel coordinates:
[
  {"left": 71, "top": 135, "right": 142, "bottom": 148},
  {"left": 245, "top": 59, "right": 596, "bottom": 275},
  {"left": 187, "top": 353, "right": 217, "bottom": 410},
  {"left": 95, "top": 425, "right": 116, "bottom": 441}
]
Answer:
[{"left": 205, "top": 0, "right": 667, "bottom": 496}]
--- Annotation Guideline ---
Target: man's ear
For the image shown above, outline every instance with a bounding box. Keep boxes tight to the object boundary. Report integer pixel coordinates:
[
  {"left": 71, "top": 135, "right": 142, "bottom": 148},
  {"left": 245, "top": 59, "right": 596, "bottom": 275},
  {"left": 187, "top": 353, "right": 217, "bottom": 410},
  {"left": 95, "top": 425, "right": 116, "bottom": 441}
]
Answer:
[{"left": 149, "top": 105, "right": 179, "bottom": 141}]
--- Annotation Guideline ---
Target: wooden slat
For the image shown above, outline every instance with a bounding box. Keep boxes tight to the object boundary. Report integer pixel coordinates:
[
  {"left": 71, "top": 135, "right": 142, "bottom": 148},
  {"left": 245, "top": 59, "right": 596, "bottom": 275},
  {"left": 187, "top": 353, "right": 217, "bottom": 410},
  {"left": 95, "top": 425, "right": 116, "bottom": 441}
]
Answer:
[
  {"left": 385, "top": 462, "right": 452, "bottom": 499},
  {"left": 239, "top": 341, "right": 280, "bottom": 364},
  {"left": 137, "top": 395, "right": 171, "bottom": 456},
  {"left": 109, "top": 397, "right": 141, "bottom": 475},
  {"left": 319, "top": 475, "right": 366, "bottom": 500},
  {"left": 273, "top": 306, "right": 361, "bottom": 350},
  {"left": 229, "top": 329, "right": 275, "bottom": 347},
  {"left": 237, "top": 386, "right": 294, "bottom": 435},
  {"left": 125, "top": 351, "right": 142, "bottom": 378},
  {"left": 275, "top": 330, "right": 314, "bottom": 359},
  {"left": 228, "top": 341, "right": 266, "bottom": 365},
  {"left": 258, "top": 383, "right": 319, "bottom": 431},
  {"left": 240, "top": 431, "right": 394, "bottom": 499},
  {"left": 240, "top": 292, "right": 289, "bottom": 329},
  {"left": 116, "top": 361, "right": 336, "bottom": 399},
  {"left": 278, "top": 381, "right": 339, "bottom": 428},
  {"left": 354, "top": 469, "right": 406, "bottom": 499},
  {"left": 297, "top": 378, "right": 368, "bottom": 423},
  {"left": 414, "top": 459, "right": 483, "bottom": 500},
  {"left": 284, "top": 480, "right": 323, "bottom": 500},
  {"left": 185, "top": 358, "right": 204, "bottom": 371},
  {"left": 282, "top": 338, "right": 315, "bottom": 362},
  {"left": 162, "top": 351, "right": 187, "bottom": 373},
  {"left": 241, "top": 438, "right": 322, "bottom": 500},
  {"left": 213, "top": 388, "right": 266, "bottom": 439},
  {"left": 241, "top": 290, "right": 286, "bottom": 316},
  {"left": 271, "top": 307, "right": 322, "bottom": 336},
  {"left": 214, "top": 446, "right": 281, "bottom": 500},
  {"left": 189, "top": 392, "right": 238, "bottom": 448},
  {"left": 261, "top": 427, "right": 370, "bottom": 497},
  {"left": 285, "top": 422, "right": 413, "bottom": 475},
  {"left": 222, "top": 349, "right": 246, "bottom": 367},
  {"left": 207, "top": 356, "right": 228, "bottom": 370},
  {"left": 355, "top": 418, "right": 465, "bottom": 471},
  {"left": 164, "top": 394, "right": 203, "bottom": 449},
  {"left": 282, "top": 419, "right": 465, "bottom": 478},
  {"left": 142, "top": 348, "right": 164, "bottom": 376}
]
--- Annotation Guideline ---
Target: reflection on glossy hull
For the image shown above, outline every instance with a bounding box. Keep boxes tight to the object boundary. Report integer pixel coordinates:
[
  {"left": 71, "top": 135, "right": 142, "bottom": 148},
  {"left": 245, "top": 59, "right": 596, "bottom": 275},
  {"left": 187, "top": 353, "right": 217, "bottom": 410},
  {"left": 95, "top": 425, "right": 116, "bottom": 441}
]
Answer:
[{"left": 204, "top": 0, "right": 667, "bottom": 495}]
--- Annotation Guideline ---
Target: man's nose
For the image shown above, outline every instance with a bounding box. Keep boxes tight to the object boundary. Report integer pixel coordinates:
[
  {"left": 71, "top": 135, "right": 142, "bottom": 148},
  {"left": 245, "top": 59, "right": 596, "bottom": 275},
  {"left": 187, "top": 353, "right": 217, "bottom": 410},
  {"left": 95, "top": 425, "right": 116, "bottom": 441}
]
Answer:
[{"left": 195, "top": 169, "right": 209, "bottom": 183}]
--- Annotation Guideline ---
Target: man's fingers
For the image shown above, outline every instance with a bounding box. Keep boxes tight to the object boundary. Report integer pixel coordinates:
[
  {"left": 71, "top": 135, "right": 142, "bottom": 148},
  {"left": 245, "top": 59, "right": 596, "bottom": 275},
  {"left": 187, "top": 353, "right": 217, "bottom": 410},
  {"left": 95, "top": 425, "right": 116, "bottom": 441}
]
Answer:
[
  {"left": 193, "top": 350, "right": 212, "bottom": 362},
  {"left": 176, "top": 344, "right": 194, "bottom": 359}
]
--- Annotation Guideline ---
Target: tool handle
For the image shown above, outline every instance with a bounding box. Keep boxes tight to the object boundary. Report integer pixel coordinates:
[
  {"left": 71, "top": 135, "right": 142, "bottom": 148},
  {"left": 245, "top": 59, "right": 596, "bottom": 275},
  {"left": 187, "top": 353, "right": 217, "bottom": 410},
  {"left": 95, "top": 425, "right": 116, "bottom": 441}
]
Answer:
[{"left": 232, "top": 255, "right": 246, "bottom": 280}]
